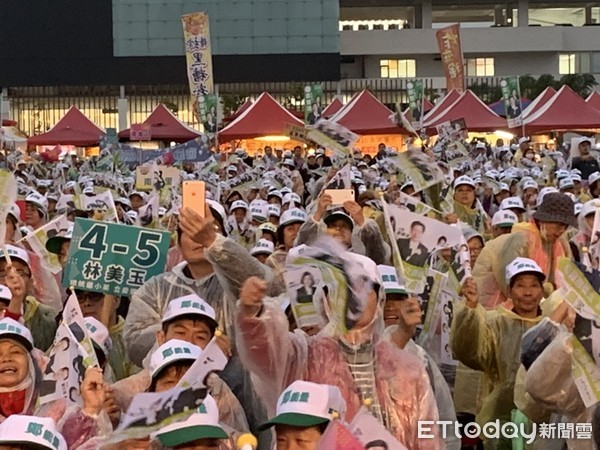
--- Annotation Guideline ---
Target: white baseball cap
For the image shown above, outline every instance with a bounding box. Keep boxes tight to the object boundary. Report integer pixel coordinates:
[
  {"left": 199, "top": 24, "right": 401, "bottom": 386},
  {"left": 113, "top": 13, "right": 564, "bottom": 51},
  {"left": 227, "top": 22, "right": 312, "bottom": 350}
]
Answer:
[
  {"left": 7, "top": 203, "right": 21, "bottom": 223},
  {"left": 282, "top": 158, "right": 295, "bottom": 168},
  {"left": 499, "top": 196, "right": 525, "bottom": 212},
  {"left": 259, "top": 380, "right": 346, "bottom": 431},
  {"left": 0, "top": 317, "right": 34, "bottom": 352},
  {"left": 580, "top": 200, "right": 600, "bottom": 218},
  {"left": 158, "top": 207, "right": 167, "bottom": 217},
  {"left": 161, "top": 294, "right": 218, "bottom": 330},
  {"left": 153, "top": 394, "right": 227, "bottom": 446},
  {"left": 0, "top": 245, "right": 31, "bottom": 268},
  {"left": 571, "top": 173, "right": 582, "bottom": 183},
  {"left": 280, "top": 187, "right": 292, "bottom": 195},
  {"left": 268, "top": 204, "right": 281, "bottom": 218},
  {"left": 129, "top": 191, "right": 147, "bottom": 202},
  {"left": 250, "top": 239, "right": 275, "bottom": 256},
  {"left": 226, "top": 164, "right": 238, "bottom": 173},
  {"left": 267, "top": 190, "right": 283, "bottom": 201},
  {"left": 25, "top": 191, "right": 48, "bottom": 213},
  {"left": 575, "top": 203, "right": 583, "bottom": 216},
  {"left": 559, "top": 177, "right": 575, "bottom": 190},
  {"left": 279, "top": 208, "right": 307, "bottom": 228},
  {"left": 126, "top": 210, "right": 138, "bottom": 222},
  {"left": 505, "top": 257, "right": 545, "bottom": 285},
  {"left": 283, "top": 193, "right": 302, "bottom": 206},
  {"left": 230, "top": 200, "right": 248, "bottom": 212},
  {"left": 537, "top": 187, "right": 559, "bottom": 207},
  {"left": 250, "top": 202, "right": 269, "bottom": 222},
  {"left": 377, "top": 265, "right": 407, "bottom": 296},
  {"left": 518, "top": 136, "right": 530, "bottom": 145},
  {"left": 84, "top": 317, "right": 112, "bottom": 358},
  {"left": 64, "top": 181, "right": 77, "bottom": 190},
  {"left": 46, "top": 223, "right": 74, "bottom": 255},
  {"left": 589, "top": 171, "right": 600, "bottom": 186},
  {"left": 492, "top": 182, "right": 510, "bottom": 196},
  {"left": 0, "top": 415, "right": 67, "bottom": 450},
  {"left": 522, "top": 180, "right": 538, "bottom": 191},
  {"left": 150, "top": 339, "right": 202, "bottom": 379},
  {"left": 115, "top": 197, "right": 132, "bottom": 209},
  {"left": 453, "top": 175, "right": 476, "bottom": 189},
  {"left": 0, "top": 285, "right": 11, "bottom": 304},
  {"left": 555, "top": 169, "right": 570, "bottom": 181},
  {"left": 492, "top": 210, "right": 518, "bottom": 228}
]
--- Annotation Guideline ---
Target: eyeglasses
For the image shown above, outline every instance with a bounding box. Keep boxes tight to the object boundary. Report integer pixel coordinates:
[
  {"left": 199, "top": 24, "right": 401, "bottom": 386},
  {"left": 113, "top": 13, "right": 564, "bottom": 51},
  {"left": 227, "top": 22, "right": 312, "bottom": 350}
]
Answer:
[
  {"left": 0, "top": 269, "right": 31, "bottom": 279},
  {"left": 469, "top": 246, "right": 483, "bottom": 254},
  {"left": 77, "top": 292, "right": 104, "bottom": 303}
]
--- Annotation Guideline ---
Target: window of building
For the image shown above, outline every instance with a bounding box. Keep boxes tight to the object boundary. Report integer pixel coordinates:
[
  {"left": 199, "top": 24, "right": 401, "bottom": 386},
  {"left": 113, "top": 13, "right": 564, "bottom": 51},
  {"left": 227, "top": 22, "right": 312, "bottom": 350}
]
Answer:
[
  {"left": 380, "top": 59, "right": 416, "bottom": 78},
  {"left": 466, "top": 58, "right": 495, "bottom": 76},
  {"left": 559, "top": 53, "right": 577, "bottom": 74}
]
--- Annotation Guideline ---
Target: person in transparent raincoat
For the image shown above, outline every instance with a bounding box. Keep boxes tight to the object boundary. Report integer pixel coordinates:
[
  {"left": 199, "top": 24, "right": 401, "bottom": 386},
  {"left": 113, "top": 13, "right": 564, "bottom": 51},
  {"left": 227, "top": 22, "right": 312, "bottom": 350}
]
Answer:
[
  {"left": 124, "top": 203, "right": 284, "bottom": 446},
  {"left": 234, "top": 237, "right": 442, "bottom": 450}
]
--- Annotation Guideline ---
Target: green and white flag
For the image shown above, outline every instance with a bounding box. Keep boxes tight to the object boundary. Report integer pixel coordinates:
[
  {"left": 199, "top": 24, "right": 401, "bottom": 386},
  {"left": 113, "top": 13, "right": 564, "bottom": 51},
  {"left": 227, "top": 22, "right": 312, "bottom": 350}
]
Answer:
[{"left": 500, "top": 77, "right": 523, "bottom": 128}]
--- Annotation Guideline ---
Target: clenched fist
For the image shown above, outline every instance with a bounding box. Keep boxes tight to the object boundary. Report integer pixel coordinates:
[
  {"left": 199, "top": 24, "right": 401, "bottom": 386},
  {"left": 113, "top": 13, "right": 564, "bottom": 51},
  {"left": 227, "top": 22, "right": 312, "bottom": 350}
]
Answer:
[{"left": 239, "top": 276, "right": 267, "bottom": 317}]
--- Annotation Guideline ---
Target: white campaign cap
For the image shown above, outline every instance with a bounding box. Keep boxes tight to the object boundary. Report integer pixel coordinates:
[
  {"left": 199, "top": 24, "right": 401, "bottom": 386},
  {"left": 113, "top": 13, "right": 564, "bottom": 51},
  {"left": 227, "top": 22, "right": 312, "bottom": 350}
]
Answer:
[
  {"left": 492, "top": 182, "right": 510, "bottom": 196},
  {"left": 153, "top": 394, "right": 227, "bottom": 446},
  {"left": 555, "top": 169, "right": 570, "bottom": 181},
  {"left": 518, "top": 136, "right": 530, "bottom": 145},
  {"left": 115, "top": 197, "right": 132, "bottom": 209},
  {"left": 571, "top": 173, "right": 582, "bottom": 183},
  {"left": 0, "top": 317, "right": 34, "bottom": 352},
  {"left": 226, "top": 164, "right": 238, "bottom": 173},
  {"left": 7, "top": 203, "right": 21, "bottom": 223},
  {"left": 499, "top": 196, "right": 525, "bottom": 212},
  {"left": 129, "top": 191, "right": 147, "bottom": 202},
  {"left": 158, "top": 207, "right": 167, "bottom": 217},
  {"left": 0, "top": 415, "right": 67, "bottom": 450},
  {"left": 25, "top": 191, "right": 48, "bottom": 212},
  {"left": 259, "top": 380, "right": 346, "bottom": 431},
  {"left": 126, "top": 210, "right": 138, "bottom": 221},
  {"left": 522, "top": 180, "right": 538, "bottom": 191},
  {"left": 282, "top": 158, "right": 295, "bottom": 167},
  {"left": 250, "top": 239, "right": 275, "bottom": 256},
  {"left": 505, "top": 257, "right": 545, "bottom": 285},
  {"left": 575, "top": 203, "right": 583, "bottom": 216},
  {"left": 161, "top": 294, "right": 218, "bottom": 329},
  {"left": 250, "top": 202, "right": 269, "bottom": 222},
  {"left": 279, "top": 208, "right": 307, "bottom": 228},
  {"left": 0, "top": 244, "right": 31, "bottom": 267},
  {"left": 206, "top": 199, "right": 227, "bottom": 228},
  {"left": 283, "top": 192, "right": 302, "bottom": 206},
  {"left": 268, "top": 204, "right": 281, "bottom": 218},
  {"left": 259, "top": 222, "right": 278, "bottom": 235},
  {"left": 559, "top": 177, "right": 575, "bottom": 190},
  {"left": 230, "top": 200, "right": 248, "bottom": 212},
  {"left": 581, "top": 200, "right": 600, "bottom": 218},
  {"left": 453, "top": 175, "right": 476, "bottom": 189},
  {"left": 589, "top": 171, "right": 600, "bottom": 185},
  {"left": 377, "top": 265, "right": 407, "bottom": 295},
  {"left": 46, "top": 223, "right": 74, "bottom": 255},
  {"left": 150, "top": 339, "right": 202, "bottom": 379},
  {"left": 0, "top": 285, "right": 11, "bottom": 303},
  {"left": 537, "top": 187, "right": 559, "bottom": 207},
  {"left": 64, "top": 181, "right": 77, "bottom": 190},
  {"left": 267, "top": 190, "right": 283, "bottom": 201},
  {"left": 84, "top": 317, "right": 112, "bottom": 358},
  {"left": 492, "top": 209, "right": 518, "bottom": 228},
  {"left": 280, "top": 187, "right": 292, "bottom": 195}
]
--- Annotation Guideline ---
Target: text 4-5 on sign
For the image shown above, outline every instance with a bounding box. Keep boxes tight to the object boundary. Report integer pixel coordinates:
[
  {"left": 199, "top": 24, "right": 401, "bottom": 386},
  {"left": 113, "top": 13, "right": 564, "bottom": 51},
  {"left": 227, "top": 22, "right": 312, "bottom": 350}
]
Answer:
[{"left": 63, "top": 218, "right": 171, "bottom": 296}]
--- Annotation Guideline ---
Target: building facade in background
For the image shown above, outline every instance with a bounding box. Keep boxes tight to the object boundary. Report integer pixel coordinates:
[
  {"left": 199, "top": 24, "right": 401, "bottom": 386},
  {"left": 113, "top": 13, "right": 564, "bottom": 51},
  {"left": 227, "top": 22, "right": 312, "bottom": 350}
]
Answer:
[{"left": 1, "top": 0, "right": 599, "bottom": 136}]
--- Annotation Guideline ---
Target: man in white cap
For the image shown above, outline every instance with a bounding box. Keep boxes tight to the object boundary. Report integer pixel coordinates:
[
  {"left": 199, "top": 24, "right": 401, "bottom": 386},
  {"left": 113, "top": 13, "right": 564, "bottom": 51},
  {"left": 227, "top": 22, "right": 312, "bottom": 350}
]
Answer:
[
  {"left": 490, "top": 209, "right": 518, "bottom": 238},
  {"left": 259, "top": 380, "right": 346, "bottom": 450},
  {"left": 572, "top": 138, "right": 600, "bottom": 180},
  {"left": 452, "top": 258, "right": 546, "bottom": 449},
  {"left": 250, "top": 239, "right": 275, "bottom": 265}
]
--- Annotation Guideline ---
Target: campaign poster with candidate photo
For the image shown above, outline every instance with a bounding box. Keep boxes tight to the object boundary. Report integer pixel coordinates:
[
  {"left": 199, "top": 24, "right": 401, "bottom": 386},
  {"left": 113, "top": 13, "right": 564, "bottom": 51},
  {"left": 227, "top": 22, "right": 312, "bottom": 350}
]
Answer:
[{"left": 283, "top": 266, "right": 326, "bottom": 329}]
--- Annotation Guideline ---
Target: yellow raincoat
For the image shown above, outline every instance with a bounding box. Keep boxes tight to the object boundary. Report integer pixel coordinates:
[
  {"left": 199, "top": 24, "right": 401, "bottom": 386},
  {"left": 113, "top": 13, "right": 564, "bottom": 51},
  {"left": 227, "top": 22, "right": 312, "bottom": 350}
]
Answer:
[{"left": 451, "top": 302, "right": 544, "bottom": 427}]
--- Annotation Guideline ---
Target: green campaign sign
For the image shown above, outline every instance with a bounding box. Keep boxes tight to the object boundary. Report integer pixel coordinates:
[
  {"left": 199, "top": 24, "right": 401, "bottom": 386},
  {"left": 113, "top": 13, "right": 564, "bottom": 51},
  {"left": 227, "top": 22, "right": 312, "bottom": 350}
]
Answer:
[{"left": 63, "top": 218, "right": 171, "bottom": 296}]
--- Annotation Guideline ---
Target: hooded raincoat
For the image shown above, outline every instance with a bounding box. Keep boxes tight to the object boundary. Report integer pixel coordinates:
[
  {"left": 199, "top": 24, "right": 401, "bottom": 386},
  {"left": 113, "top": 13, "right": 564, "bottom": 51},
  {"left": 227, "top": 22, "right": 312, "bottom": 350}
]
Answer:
[
  {"left": 235, "top": 298, "right": 442, "bottom": 450},
  {"left": 451, "top": 302, "right": 544, "bottom": 428}
]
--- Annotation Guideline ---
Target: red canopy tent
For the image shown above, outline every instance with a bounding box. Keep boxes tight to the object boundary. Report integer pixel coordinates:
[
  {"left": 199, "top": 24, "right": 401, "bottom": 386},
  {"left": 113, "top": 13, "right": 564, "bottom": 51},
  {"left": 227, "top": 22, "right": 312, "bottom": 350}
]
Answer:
[
  {"left": 522, "top": 85, "right": 600, "bottom": 133},
  {"left": 222, "top": 99, "right": 253, "bottom": 125},
  {"left": 586, "top": 91, "right": 600, "bottom": 110},
  {"left": 321, "top": 98, "right": 344, "bottom": 118},
  {"left": 28, "top": 106, "right": 105, "bottom": 146},
  {"left": 422, "top": 90, "right": 461, "bottom": 127},
  {"left": 424, "top": 90, "right": 507, "bottom": 134},
  {"left": 330, "top": 89, "right": 407, "bottom": 134},
  {"left": 219, "top": 92, "right": 304, "bottom": 141},
  {"left": 118, "top": 104, "right": 201, "bottom": 143},
  {"left": 519, "top": 87, "right": 556, "bottom": 122}
]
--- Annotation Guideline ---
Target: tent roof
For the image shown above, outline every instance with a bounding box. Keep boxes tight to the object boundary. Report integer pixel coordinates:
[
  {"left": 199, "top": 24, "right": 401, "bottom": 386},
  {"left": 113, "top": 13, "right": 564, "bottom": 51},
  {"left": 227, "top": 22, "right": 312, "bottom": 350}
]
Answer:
[
  {"left": 321, "top": 98, "right": 344, "bottom": 118},
  {"left": 330, "top": 89, "right": 407, "bottom": 135},
  {"left": 2, "top": 126, "right": 27, "bottom": 143},
  {"left": 519, "top": 87, "right": 556, "bottom": 122},
  {"left": 422, "top": 90, "right": 461, "bottom": 126},
  {"left": 424, "top": 90, "right": 507, "bottom": 134},
  {"left": 223, "top": 99, "right": 253, "bottom": 124},
  {"left": 119, "top": 104, "right": 201, "bottom": 142},
  {"left": 28, "top": 106, "right": 105, "bottom": 146},
  {"left": 586, "top": 91, "right": 600, "bottom": 110},
  {"left": 219, "top": 92, "right": 304, "bottom": 141},
  {"left": 523, "top": 85, "right": 600, "bottom": 133}
]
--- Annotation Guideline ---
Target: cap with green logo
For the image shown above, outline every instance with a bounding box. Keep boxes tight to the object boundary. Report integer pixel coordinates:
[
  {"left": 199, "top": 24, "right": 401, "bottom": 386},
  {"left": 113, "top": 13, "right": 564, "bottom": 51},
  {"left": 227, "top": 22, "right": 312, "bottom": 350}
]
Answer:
[
  {"left": 149, "top": 339, "right": 202, "bottom": 379},
  {"left": 0, "top": 415, "right": 67, "bottom": 450}
]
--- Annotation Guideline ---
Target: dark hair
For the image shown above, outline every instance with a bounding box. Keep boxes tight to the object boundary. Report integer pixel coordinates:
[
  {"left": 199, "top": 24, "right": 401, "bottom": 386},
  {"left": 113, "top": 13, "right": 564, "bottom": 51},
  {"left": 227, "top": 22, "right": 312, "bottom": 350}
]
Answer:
[
  {"left": 162, "top": 313, "right": 217, "bottom": 337},
  {"left": 148, "top": 361, "right": 194, "bottom": 392},
  {"left": 410, "top": 221, "right": 425, "bottom": 232},
  {"left": 301, "top": 271, "right": 314, "bottom": 283},
  {"left": 365, "top": 440, "right": 389, "bottom": 450}
]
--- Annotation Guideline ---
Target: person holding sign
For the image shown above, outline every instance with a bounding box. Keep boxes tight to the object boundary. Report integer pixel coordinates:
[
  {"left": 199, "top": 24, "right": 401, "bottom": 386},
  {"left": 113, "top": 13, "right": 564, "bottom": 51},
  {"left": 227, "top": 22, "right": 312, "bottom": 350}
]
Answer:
[{"left": 451, "top": 259, "right": 546, "bottom": 449}]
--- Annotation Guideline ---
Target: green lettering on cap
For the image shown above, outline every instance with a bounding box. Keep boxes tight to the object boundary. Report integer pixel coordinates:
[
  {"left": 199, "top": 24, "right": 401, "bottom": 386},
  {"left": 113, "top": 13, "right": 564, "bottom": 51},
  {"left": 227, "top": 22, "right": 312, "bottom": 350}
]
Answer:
[
  {"left": 181, "top": 300, "right": 192, "bottom": 308},
  {"left": 197, "top": 403, "right": 208, "bottom": 414},
  {"left": 282, "top": 391, "right": 292, "bottom": 404},
  {"left": 162, "top": 348, "right": 173, "bottom": 358},
  {"left": 26, "top": 422, "right": 44, "bottom": 437},
  {"left": 43, "top": 429, "right": 53, "bottom": 443}
]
